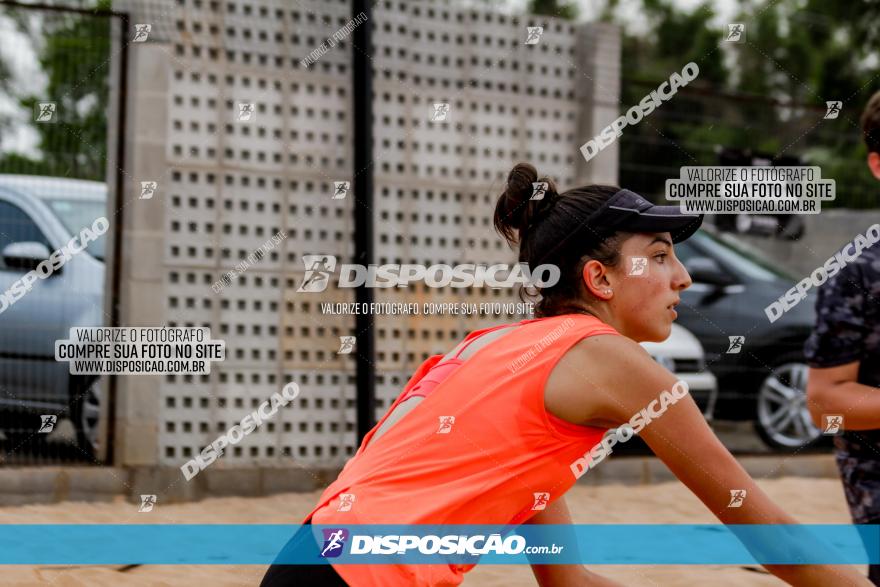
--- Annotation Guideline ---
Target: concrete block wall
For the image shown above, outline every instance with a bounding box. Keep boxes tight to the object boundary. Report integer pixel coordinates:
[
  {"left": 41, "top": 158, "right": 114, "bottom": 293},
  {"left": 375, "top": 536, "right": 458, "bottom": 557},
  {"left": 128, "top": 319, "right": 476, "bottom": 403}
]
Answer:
[{"left": 110, "top": 0, "right": 620, "bottom": 471}]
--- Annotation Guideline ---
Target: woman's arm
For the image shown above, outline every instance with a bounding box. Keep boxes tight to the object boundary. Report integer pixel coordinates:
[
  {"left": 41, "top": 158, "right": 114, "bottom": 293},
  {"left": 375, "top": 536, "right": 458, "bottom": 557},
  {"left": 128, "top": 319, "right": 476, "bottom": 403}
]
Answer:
[
  {"left": 565, "top": 334, "right": 870, "bottom": 586},
  {"left": 525, "top": 497, "right": 623, "bottom": 587}
]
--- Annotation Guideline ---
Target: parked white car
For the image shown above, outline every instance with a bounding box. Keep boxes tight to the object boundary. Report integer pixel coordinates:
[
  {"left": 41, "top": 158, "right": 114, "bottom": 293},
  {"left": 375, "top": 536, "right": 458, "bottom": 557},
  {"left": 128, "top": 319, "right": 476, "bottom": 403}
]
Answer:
[{"left": 640, "top": 323, "right": 717, "bottom": 422}]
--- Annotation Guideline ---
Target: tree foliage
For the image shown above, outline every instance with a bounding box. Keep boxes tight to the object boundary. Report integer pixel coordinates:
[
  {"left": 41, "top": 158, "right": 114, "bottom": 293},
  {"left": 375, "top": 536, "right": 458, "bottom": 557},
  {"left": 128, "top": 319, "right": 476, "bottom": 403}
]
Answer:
[
  {"left": 599, "top": 0, "right": 880, "bottom": 207},
  {"left": 527, "top": 0, "right": 579, "bottom": 20},
  {"left": 0, "top": 0, "right": 112, "bottom": 180}
]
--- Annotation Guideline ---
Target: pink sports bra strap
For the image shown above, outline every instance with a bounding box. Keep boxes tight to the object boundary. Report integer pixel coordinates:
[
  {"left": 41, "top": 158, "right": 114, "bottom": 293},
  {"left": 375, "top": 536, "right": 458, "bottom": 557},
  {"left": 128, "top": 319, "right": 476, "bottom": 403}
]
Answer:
[{"left": 398, "top": 324, "right": 519, "bottom": 403}]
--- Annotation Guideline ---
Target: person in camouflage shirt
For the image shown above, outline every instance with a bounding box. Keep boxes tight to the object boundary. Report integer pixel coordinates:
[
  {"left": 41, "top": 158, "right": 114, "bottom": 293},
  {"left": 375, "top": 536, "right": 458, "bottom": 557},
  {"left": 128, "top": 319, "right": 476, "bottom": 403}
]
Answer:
[{"left": 806, "top": 90, "right": 880, "bottom": 584}]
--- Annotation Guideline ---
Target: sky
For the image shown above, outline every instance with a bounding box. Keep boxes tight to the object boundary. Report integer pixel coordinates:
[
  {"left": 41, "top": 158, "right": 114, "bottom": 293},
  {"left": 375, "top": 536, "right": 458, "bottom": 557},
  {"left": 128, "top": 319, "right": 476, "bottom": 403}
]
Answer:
[{"left": 0, "top": 11, "right": 45, "bottom": 156}]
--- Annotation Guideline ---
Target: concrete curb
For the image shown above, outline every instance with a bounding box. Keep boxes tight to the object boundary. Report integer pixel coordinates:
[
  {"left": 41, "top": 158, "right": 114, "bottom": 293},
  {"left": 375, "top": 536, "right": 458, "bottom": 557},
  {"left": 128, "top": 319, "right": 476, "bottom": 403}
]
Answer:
[
  {"left": 0, "top": 466, "right": 128, "bottom": 506},
  {"left": 0, "top": 455, "right": 839, "bottom": 506}
]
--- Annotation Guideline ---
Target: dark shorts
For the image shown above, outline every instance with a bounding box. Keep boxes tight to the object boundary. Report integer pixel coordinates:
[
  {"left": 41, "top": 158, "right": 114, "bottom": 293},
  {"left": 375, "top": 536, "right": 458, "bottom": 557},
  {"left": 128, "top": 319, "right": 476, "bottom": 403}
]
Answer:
[
  {"left": 260, "top": 520, "right": 348, "bottom": 587},
  {"left": 836, "top": 449, "right": 880, "bottom": 525},
  {"left": 835, "top": 449, "right": 880, "bottom": 585}
]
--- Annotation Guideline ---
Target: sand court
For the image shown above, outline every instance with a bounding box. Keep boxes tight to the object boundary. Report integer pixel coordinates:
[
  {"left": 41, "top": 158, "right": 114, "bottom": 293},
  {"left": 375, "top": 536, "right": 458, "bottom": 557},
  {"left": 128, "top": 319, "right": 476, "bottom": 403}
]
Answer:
[{"left": 0, "top": 475, "right": 864, "bottom": 586}]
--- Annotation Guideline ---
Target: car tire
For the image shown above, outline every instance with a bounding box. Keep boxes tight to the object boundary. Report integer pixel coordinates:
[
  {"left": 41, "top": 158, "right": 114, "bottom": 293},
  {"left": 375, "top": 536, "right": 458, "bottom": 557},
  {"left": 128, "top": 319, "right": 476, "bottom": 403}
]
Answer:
[
  {"left": 70, "top": 376, "right": 101, "bottom": 459},
  {"left": 753, "top": 357, "right": 823, "bottom": 451}
]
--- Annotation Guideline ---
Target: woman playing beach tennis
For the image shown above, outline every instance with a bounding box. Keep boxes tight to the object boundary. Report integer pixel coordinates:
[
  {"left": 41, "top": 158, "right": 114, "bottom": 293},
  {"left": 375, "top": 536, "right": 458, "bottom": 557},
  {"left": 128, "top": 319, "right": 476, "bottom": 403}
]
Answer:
[{"left": 262, "top": 163, "right": 870, "bottom": 586}]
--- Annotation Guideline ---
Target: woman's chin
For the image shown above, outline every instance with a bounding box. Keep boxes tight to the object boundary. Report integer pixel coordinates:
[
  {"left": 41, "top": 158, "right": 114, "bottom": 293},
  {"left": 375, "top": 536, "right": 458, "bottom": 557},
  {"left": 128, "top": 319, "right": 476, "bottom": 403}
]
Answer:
[
  {"left": 627, "top": 324, "right": 671, "bottom": 343},
  {"left": 643, "top": 322, "right": 672, "bottom": 343}
]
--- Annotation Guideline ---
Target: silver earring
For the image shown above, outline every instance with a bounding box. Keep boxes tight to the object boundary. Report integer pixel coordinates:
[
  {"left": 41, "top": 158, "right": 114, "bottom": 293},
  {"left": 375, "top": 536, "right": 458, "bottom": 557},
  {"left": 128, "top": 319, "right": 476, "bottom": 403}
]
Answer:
[{"left": 604, "top": 288, "right": 612, "bottom": 295}]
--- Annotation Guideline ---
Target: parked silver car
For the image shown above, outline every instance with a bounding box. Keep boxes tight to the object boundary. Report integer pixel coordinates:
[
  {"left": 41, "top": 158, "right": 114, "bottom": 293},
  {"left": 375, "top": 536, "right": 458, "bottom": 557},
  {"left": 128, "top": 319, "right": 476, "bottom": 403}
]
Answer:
[{"left": 0, "top": 175, "right": 106, "bottom": 456}]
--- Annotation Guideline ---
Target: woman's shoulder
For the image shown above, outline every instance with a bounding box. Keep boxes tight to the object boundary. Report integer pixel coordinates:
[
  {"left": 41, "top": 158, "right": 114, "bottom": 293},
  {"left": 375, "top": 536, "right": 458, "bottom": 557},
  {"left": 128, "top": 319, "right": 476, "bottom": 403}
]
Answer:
[
  {"left": 561, "top": 332, "right": 648, "bottom": 380},
  {"left": 545, "top": 332, "right": 660, "bottom": 424},
  {"left": 548, "top": 331, "right": 682, "bottom": 427}
]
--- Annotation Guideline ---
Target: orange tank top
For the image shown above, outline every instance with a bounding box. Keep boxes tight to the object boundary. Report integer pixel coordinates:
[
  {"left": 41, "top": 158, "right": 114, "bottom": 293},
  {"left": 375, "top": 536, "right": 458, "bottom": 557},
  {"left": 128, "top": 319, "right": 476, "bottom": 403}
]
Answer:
[{"left": 304, "top": 313, "right": 620, "bottom": 586}]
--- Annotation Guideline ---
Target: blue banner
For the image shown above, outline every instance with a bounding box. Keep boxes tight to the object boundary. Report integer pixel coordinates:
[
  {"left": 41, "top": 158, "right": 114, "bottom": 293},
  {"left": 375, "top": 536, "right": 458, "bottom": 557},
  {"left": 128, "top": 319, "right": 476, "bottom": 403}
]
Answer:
[{"left": 0, "top": 524, "right": 875, "bottom": 565}]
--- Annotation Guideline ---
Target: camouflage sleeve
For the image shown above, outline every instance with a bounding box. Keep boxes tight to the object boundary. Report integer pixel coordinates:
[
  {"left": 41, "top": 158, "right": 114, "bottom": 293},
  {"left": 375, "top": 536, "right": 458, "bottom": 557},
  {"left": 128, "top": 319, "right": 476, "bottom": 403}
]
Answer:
[{"left": 804, "top": 260, "right": 868, "bottom": 368}]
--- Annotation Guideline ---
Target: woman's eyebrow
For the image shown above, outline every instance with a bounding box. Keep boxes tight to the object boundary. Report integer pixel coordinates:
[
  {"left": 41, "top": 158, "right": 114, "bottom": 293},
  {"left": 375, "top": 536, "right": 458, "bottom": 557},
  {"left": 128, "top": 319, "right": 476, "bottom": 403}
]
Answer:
[{"left": 647, "top": 236, "right": 673, "bottom": 247}]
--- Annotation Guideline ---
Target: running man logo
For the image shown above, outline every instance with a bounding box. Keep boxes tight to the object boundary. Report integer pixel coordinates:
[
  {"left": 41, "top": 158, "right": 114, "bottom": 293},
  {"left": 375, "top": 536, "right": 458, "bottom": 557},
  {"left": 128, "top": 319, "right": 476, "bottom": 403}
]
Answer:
[
  {"left": 628, "top": 256, "right": 648, "bottom": 276},
  {"left": 132, "top": 24, "right": 152, "bottom": 42},
  {"left": 38, "top": 415, "right": 57, "bottom": 433},
  {"left": 824, "top": 101, "right": 842, "bottom": 119},
  {"left": 332, "top": 181, "right": 350, "bottom": 200},
  {"left": 139, "top": 494, "right": 157, "bottom": 512},
  {"left": 297, "top": 255, "right": 337, "bottom": 292},
  {"left": 728, "top": 489, "right": 747, "bottom": 508},
  {"left": 431, "top": 103, "right": 450, "bottom": 122},
  {"left": 726, "top": 336, "right": 745, "bottom": 354},
  {"left": 726, "top": 23, "right": 745, "bottom": 42},
  {"left": 34, "top": 102, "right": 57, "bottom": 123},
  {"left": 525, "top": 26, "right": 543, "bottom": 45},
  {"left": 320, "top": 528, "right": 349, "bottom": 558},
  {"left": 530, "top": 182, "right": 548, "bottom": 201},
  {"left": 823, "top": 414, "right": 844, "bottom": 435},
  {"left": 338, "top": 336, "right": 356, "bottom": 354},
  {"left": 140, "top": 181, "right": 158, "bottom": 200},
  {"left": 531, "top": 492, "right": 550, "bottom": 510},
  {"left": 437, "top": 416, "right": 455, "bottom": 434},
  {"left": 337, "top": 493, "right": 356, "bottom": 512},
  {"left": 237, "top": 103, "right": 255, "bottom": 122}
]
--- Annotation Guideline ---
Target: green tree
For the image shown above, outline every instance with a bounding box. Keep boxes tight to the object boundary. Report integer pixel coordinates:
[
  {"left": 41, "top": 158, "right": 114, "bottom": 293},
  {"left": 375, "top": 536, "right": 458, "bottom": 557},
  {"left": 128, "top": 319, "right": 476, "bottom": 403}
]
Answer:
[
  {"left": 0, "top": 0, "right": 111, "bottom": 180},
  {"left": 528, "top": 0, "right": 579, "bottom": 20},
  {"left": 0, "top": 5, "right": 31, "bottom": 140},
  {"left": 0, "top": 53, "right": 12, "bottom": 137},
  {"left": 597, "top": 0, "right": 879, "bottom": 207},
  {"left": 729, "top": 0, "right": 880, "bottom": 207},
  {"left": 608, "top": 1, "right": 731, "bottom": 195}
]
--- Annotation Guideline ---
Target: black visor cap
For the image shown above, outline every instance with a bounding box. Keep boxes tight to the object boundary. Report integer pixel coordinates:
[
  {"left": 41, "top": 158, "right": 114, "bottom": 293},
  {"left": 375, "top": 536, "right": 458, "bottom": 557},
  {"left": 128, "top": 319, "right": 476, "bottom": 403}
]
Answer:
[{"left": 591, "top": 189, "right": 703, "bottom": 243}]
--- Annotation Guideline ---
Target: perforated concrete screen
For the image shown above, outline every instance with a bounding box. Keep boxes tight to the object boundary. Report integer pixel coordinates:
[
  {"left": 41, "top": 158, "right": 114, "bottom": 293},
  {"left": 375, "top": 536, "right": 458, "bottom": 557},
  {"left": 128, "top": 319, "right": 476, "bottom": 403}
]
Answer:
[{"left": 115, "top": 0, "right": 619, "bottom": 467}]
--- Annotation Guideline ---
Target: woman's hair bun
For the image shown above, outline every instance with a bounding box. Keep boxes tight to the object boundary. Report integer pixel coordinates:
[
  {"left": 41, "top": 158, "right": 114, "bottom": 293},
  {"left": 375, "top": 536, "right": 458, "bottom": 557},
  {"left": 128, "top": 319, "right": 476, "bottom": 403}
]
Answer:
[{"left": 493, "top": 162, "right": 558, "bottom": 246}]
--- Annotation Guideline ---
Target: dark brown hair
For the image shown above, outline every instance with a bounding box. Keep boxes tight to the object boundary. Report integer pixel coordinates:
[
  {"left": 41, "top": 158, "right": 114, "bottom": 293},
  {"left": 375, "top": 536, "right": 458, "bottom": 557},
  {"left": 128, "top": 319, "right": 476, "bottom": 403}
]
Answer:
[
  {"left": 494, "top": 162, "right": 629, "bottom": 317},
  {"left": 862, "top": 90, "right": 880, "bottom": 155}
]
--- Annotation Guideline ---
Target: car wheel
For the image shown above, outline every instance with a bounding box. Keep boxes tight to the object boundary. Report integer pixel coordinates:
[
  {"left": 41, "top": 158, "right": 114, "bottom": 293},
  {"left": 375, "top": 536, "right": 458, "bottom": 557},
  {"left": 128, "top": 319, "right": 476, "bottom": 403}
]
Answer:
[
  {"left": 754, "top": 361, "right": 821, "bottom": 451},
  {"left": 70, "top": 377, "right": 101, "bottom": 458}
]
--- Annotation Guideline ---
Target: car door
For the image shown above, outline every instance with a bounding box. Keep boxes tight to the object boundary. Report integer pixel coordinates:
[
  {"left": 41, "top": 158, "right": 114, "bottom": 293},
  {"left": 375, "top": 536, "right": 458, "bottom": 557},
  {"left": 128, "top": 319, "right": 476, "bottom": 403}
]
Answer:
[{"left": 0, "top": 197, "right": 68, "bottom": 407}]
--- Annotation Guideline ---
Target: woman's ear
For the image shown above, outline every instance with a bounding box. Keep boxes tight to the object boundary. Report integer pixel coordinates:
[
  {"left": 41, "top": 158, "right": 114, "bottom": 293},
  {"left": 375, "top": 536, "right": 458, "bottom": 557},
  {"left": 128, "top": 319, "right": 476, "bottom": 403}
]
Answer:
[
  {"left": 582, "top": 259, "right": 613, "bottom": 300},
  {"left": 868, "top": 152, "right": 880, "bottom": 181}
]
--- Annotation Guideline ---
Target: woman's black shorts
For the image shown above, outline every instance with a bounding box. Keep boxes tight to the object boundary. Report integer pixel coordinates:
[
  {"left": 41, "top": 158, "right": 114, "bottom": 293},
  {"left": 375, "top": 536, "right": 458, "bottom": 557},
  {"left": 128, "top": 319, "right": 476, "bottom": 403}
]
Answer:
[{"left": 259, "top": 520, "right": 348, "bottom": 586}]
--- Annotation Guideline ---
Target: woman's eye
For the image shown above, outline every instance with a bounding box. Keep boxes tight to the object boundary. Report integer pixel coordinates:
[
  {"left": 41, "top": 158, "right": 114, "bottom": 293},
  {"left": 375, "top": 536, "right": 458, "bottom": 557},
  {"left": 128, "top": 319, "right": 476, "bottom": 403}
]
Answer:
[{"left": 654, "top": 253, "right": 667, "bottom": 263}]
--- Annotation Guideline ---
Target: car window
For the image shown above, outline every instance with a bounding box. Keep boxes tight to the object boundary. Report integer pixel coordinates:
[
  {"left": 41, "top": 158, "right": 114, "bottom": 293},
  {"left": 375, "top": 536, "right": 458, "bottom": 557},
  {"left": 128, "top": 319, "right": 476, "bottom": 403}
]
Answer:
[
  {"left": 43, "top": 198, "right": 106, "bottom": 261},
  {"left": 0, "top": 201, "right": 50, "bottom": 271},
  {"left": 676, "top": 229, "right": 793, "bottom": 282},
  {"left": 691, "top": 230, "right": 794, "bottom": 281}
]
